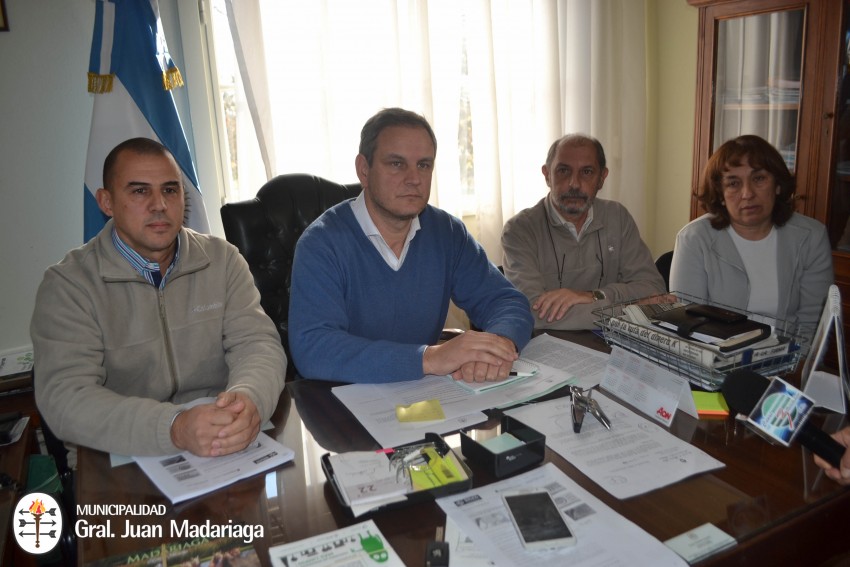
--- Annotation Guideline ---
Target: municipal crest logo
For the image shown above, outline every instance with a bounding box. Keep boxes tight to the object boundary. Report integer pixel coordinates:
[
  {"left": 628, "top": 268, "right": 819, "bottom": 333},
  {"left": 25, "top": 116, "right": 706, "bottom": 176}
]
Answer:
[{"left": 13, "top": 492, "right": 63, "bottom": 554}]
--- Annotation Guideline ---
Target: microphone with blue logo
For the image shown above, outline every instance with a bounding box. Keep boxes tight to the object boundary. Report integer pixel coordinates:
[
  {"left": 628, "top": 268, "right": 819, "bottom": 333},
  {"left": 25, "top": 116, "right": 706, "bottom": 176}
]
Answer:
[{"left": 722, "top": 369, "right": 845, "bottom": 468}]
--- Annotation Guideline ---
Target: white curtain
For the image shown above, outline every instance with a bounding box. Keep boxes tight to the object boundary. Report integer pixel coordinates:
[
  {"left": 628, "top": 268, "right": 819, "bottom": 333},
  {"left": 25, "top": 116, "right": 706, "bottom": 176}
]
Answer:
[
  {"left": 223, "top": 0, "right": 648, "bottom": 261},
  {"left": 714, "top": 10, "right": 802, "bottom": 171}
]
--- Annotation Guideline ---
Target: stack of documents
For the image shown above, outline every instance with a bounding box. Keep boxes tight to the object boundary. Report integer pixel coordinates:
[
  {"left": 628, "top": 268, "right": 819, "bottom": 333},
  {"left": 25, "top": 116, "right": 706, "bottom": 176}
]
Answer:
[
  {"left": 133, "top": 432, "right": 294, "bottom": 504},
  {"left": 505, "top": 393, "right": 724, "bottom": 499},
  {"left": 332, "top": 334, "right": 610, "bottom": 447},
  {"left": 437, "top": 463, "right": 688, "bottom": 567},
  {"left": 456, "top": 359, "right": 539, "bottom": 394},
  {"left": 326, "top": 451, "right": 411, "bottom": 516}
]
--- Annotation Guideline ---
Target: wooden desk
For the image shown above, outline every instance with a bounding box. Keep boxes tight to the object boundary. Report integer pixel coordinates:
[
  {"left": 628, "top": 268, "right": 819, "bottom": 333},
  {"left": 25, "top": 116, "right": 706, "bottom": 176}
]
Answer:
[{"left": 77, "top": 332, "right": 850, "bottom": 566}]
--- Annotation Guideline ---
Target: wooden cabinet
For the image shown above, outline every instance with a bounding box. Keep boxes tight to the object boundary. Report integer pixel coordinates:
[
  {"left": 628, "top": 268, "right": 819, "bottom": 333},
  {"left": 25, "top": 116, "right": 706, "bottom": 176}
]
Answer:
[{"left": 689, "top": 0, "right": 850, "bottom": 345}]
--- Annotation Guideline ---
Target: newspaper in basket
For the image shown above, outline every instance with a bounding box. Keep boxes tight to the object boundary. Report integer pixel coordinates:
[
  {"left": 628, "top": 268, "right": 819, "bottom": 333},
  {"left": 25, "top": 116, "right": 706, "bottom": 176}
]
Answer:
[{"left": 593, "top": 292, "right": 806, "bottom": 391}]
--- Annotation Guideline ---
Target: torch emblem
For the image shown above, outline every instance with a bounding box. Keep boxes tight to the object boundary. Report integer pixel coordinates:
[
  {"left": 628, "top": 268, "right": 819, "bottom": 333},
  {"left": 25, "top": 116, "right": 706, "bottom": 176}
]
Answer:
[{"left": 13, "top": 492, "right": 62, "bottom": 555}]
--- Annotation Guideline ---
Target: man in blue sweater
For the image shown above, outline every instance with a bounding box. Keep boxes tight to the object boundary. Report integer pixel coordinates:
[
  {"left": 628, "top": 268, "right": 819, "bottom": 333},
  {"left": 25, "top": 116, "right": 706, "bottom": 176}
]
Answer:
[{"left": 289, "top": 108, "right": 533, "bottom": 384}]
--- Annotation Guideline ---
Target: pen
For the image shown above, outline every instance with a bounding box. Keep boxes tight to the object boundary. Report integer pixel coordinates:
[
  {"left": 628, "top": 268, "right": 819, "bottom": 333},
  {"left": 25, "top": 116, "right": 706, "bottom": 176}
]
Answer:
[{"left": 508, "top": 371, "right": 534, "bottom": 377}]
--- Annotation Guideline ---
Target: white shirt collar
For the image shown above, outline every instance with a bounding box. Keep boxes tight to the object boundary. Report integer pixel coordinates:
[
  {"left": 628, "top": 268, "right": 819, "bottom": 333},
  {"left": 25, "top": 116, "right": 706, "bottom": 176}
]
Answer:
[
  {"left": 350, "top": 192, "right": 420, "bottom": 271},
  {"left": 546, "top": 195, "right": 594, "bottom": 240}
]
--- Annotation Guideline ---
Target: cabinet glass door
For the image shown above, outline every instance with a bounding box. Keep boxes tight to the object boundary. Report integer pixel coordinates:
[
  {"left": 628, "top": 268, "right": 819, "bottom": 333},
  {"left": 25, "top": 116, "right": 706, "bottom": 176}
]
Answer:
[{"left": 714, "top": 9, "right": 805, "bottom": 172}]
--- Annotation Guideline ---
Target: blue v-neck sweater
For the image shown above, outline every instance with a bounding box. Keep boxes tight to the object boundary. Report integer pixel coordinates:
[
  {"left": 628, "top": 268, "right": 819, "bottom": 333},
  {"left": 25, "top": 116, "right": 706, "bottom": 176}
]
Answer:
[{"left": 289, "top": 202, "right": 533, "bottom": 383}]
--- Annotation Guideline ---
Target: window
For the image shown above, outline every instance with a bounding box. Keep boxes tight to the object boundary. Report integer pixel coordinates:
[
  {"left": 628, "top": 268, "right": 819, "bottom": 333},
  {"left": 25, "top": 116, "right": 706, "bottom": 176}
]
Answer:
[
  {"left": 211, "top": 0, "right": 488, "bottom": 213},
  {"left": 205, "top": 0, "right": 649, "bottom": 260},
  {"left": 210, "top": 0, "right": 263, "bottom": 203}
]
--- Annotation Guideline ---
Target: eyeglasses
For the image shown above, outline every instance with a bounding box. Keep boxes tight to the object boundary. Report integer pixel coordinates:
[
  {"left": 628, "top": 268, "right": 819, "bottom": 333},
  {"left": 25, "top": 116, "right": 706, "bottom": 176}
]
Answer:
[{"left": 721, "top": 171, "right": 776, "bottom": 197}]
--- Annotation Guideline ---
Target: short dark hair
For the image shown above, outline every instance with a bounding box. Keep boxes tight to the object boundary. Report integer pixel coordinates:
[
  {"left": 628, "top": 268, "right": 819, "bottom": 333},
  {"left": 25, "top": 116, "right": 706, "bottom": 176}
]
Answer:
[
  {"left": 358, "top": 108, "right": 437, "bottom": 165},
  {"left": 698, "top": 134, "right": 795, "bottom": 229},
  {"left": 545, "top": 134, "right": 607, "bottom": 171},
  {"left": 103, "top": 137, "right": 174, "bottom": 190}
]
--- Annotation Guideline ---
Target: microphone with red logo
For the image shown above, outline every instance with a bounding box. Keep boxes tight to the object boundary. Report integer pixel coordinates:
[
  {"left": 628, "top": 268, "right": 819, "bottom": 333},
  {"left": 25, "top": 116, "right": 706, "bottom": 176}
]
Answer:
[{"left": 721, "top": 369, "right": 845, "bottom": 469}]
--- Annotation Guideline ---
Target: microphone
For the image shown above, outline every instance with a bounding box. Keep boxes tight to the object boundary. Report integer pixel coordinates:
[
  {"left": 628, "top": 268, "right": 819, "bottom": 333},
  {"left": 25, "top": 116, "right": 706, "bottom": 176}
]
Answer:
[{"left": 721, "top": 369, "right": 845, "bottom": 469}]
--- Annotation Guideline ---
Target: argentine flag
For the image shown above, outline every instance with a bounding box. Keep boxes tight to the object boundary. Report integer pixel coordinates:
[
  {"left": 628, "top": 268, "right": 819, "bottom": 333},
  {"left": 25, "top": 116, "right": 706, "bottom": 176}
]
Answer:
[{"left": 83, "top": 0, "right": 209, "bottom": 242}]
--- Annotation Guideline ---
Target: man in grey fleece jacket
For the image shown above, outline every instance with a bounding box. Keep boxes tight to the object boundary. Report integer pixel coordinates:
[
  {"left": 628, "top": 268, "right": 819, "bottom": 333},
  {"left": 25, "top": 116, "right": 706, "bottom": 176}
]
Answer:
[
  {"left": 31, "top": 138, "right": 285, "bottom": 467},
  {"left": 502, "top": 134, "right": 665, "bottom": 330}
]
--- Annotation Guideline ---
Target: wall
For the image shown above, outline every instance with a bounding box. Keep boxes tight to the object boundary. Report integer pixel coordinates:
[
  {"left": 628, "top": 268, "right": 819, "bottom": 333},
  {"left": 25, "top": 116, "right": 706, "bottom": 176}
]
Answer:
[
  {"left": 0, "top": 0, "right": 222, "bottom": 357},
  {"left": 0, "top": 0, "right": 698, "bottom": 356},
  {"left": 646, "top": 0, "right": 698, "bottom": 258},
  {"left": 0, "top": 1, "right": 92, "bottom": 358}
]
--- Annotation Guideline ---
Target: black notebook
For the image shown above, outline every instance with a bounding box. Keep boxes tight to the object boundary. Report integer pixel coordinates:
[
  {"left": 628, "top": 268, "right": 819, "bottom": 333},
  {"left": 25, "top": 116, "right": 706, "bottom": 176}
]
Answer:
[{"left": 651, "top": 305, "right": 771, "bottom": 352}]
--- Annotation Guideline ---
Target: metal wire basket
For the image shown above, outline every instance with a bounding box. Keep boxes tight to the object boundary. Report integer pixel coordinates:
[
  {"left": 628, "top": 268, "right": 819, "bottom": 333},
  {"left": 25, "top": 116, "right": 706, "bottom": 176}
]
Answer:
[{"left": 593, "top": 292, "right": 806, "bottom": 391}]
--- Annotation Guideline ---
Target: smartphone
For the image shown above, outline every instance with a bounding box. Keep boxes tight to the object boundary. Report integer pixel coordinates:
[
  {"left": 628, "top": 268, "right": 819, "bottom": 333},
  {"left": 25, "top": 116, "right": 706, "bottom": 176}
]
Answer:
[
  {"left": 684, "top": 304, "right": 746, "bottom": 324},
  {"left": 502, "top": 489, "right": 576, "bottom": 550}
]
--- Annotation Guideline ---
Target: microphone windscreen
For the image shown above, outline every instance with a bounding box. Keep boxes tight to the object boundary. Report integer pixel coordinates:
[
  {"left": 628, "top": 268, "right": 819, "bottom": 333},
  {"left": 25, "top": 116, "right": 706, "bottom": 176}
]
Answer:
[
  {"left": 721, "top": 370, "right": 845, "bottom": 468},
  {"left": 721, "top": 370, "right": 770, "bottom": 415}
]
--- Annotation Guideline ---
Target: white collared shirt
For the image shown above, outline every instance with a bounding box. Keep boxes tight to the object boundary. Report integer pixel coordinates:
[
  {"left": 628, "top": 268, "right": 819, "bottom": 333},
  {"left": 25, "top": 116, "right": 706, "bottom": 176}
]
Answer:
[
  {"left": 546, "top": 195, "right": 595, "bottom": 240},
  {"left": 350, "top": 192, "right": 421, "bottom": 271}
]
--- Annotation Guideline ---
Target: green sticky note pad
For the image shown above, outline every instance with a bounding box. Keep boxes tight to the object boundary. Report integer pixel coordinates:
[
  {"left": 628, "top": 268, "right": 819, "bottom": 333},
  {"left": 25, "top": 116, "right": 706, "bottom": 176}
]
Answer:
[
  {"left": 395, "top": 399, "right": 446, "bottom": 422},
  {"left": 480, "top": 432, "right": 524, "bottom": 454},
  {"left": 692, "top": 391, "right": 730, "bottom": 417}
]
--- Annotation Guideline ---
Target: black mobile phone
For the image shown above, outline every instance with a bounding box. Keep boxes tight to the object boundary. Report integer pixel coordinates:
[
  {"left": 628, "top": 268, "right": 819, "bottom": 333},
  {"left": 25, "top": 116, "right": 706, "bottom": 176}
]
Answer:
[
  {"left": 685, "top": 304, "right": 746, "bottom": 324},
  {"left": 502, "top": 489, "right": 576, "bottom": 550}
]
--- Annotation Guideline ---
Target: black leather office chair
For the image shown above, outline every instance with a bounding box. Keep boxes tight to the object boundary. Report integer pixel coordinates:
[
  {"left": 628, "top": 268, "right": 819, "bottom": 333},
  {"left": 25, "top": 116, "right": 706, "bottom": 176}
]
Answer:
[
  {"left": 655, "top": 250, "right": 674, "bottom": 292},
  {"left": 220, "top": 174, "right": 361, "bottom": 375}
]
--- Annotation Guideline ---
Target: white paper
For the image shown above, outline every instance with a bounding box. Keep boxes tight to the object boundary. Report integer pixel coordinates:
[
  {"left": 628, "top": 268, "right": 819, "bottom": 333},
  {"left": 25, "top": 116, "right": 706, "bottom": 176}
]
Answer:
[
  {"left": 505, "top": 394, "right": 724, "bottom": 499},
  {"left": 332, "top": 398, "right": 487, "bottom": 449},
  {"left": 268, "top": 519, "right": 405, "bottom": 567},
  {"left": 601, "top": 347, "right": 697, "bottom": 425},
  {"left": 133, "top": 432, "right": 294, "bottom": 503},
  {"left": 437, "top": 463, "right": 687, "bottom": 567},
  {"left": 110, "top": 403, "right": 277, "bottom": 468},
  {"left": 326, "top": 451, "right": 410, "bottom": 516},
  {"left": 332, "top": 334, "right": 609, "bottom": 447},
  {"left": 664, "top": 522, "right": 736, "bottom": 563},
  {"left": 109, "top": 454, "right": 134, "bottom": 467},
  {"left": 456, "top": 359, "right": 539, "bottom": 394},
  {"left": 519, "top": 334, "right": 610, "bottom": 391},
  {"left": 445, "top": 516, "right": 496, "bottom": 567}
]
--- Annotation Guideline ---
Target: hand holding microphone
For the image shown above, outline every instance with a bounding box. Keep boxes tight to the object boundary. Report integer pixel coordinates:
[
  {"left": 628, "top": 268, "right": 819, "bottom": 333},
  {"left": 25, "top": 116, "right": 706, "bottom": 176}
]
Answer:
[
  {"left": 813, "top": 426, "right": 850, "bottom": 486},
  {"left": 721, "top": 370, "right": 846, "bottom": 471}
]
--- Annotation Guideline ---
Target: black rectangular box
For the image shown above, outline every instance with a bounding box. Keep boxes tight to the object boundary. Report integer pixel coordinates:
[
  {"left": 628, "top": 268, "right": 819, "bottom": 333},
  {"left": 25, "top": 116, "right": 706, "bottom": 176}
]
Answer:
[{"left": 460, "top": 415, "right": 545, "bottom": 478}]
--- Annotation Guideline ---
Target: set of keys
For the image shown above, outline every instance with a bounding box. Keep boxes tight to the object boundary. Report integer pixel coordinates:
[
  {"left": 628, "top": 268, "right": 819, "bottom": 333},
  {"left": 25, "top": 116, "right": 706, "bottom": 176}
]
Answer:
[{"left": 569, "top": 385, "right": 612, "bottom": 433}]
